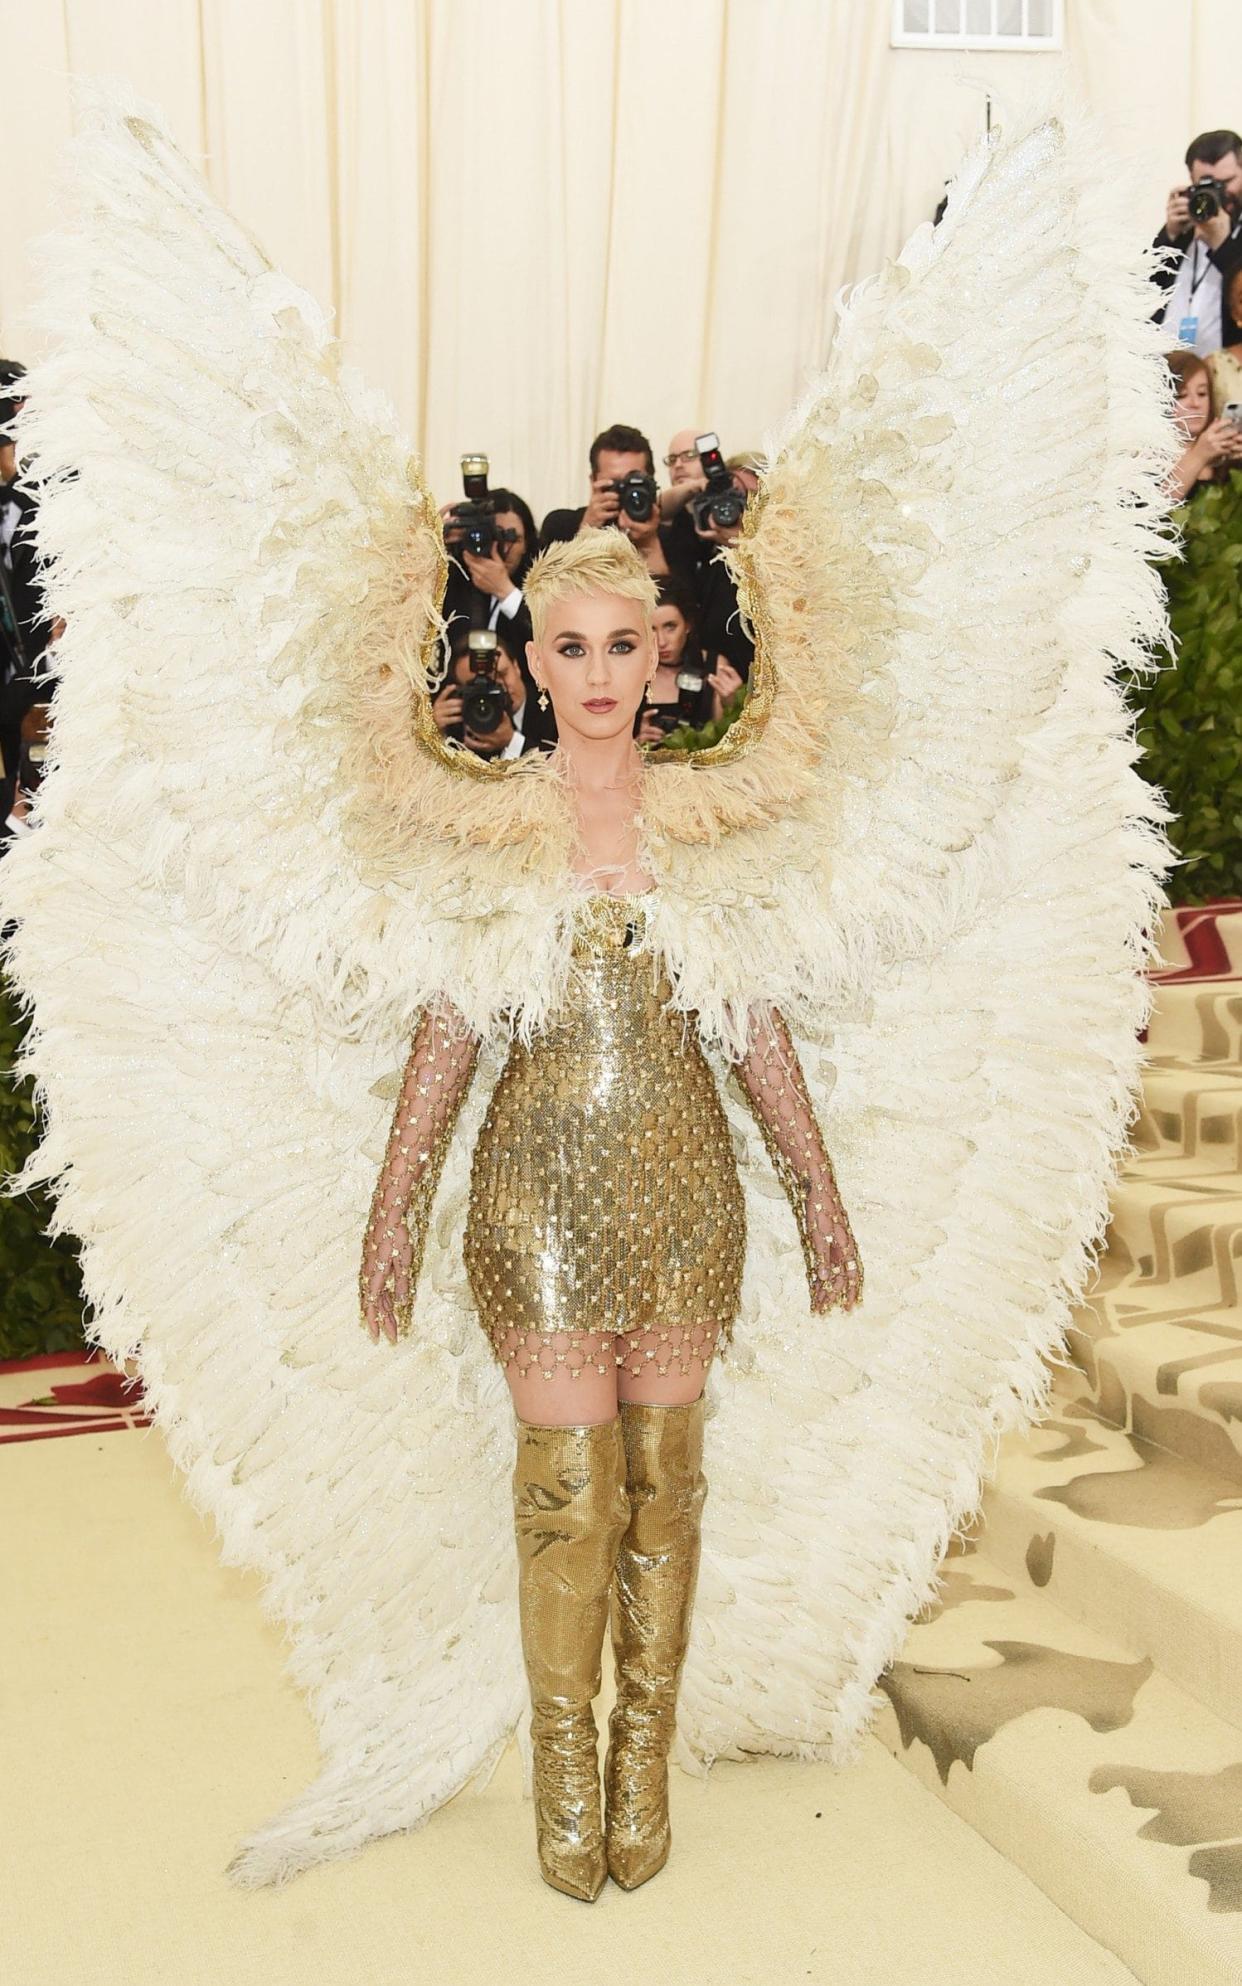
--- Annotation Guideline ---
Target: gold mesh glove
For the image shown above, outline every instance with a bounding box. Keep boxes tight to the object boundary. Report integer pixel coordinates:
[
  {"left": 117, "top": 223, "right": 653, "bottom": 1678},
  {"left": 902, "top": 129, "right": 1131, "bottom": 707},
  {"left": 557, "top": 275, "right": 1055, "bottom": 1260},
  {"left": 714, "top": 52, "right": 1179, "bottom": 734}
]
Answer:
[
  {"left": 732, "top": 1007, "right": 862, "bottom": 1312},
  {"left": 359, "top": 1003, "right": 481, "bottom": 1342}
]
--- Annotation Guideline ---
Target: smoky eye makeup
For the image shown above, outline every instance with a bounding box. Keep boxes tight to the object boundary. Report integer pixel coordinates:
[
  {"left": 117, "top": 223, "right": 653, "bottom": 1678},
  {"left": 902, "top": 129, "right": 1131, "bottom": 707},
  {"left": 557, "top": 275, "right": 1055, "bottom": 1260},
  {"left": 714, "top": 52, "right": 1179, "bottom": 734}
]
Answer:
[{"left": 555, "top": 633, "right": 640, "bottom": 652}]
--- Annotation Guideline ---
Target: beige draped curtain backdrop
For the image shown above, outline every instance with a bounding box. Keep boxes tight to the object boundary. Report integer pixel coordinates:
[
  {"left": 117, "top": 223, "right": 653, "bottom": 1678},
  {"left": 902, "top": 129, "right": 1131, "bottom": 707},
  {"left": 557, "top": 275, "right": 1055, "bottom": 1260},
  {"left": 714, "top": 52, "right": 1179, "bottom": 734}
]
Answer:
[{"left": 1, "top": 0, "right": 1237, "bottom": 513}]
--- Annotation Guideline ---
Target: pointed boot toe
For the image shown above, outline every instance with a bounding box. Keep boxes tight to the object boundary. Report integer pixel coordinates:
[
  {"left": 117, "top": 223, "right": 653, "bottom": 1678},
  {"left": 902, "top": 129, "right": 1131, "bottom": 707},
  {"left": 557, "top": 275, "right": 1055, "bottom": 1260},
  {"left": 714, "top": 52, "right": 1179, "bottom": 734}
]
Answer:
[
  {"left": 512, "top": 1418, "right": 629, "bottom": 1904},
  {"left": 604, "top": 1398, "right": 707, "bottom": 1892},
  {"left": 604, "top": 1720, "right": 672, "bottom": 1888},
  {"left": 531, "top": 1703, "right": 608, "bottom": 1900}
]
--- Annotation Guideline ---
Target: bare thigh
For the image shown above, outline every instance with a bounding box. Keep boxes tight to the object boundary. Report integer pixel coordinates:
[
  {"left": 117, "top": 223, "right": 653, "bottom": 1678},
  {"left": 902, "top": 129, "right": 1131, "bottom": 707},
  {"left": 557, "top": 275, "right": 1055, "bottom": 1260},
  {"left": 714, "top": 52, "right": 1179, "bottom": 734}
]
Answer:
[
  {"left": 498, "top": 1326, "right": 619, "bottom": 1427},
  {"left": 497, "top": 1318, "right": 726, "bottom": 1421}
]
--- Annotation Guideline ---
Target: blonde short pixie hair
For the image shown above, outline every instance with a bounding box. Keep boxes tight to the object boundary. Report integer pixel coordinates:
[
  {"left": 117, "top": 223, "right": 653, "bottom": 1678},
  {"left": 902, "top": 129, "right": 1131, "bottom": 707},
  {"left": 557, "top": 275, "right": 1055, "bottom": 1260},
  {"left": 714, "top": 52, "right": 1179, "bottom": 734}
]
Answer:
[{"left": 522, "top": 526, "right": 660, "bottom": 647}]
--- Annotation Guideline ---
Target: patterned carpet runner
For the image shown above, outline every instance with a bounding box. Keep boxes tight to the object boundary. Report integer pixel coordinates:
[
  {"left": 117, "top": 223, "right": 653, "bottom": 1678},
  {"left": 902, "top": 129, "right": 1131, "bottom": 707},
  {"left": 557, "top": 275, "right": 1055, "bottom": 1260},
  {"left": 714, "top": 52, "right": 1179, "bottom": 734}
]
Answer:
[{"left": 876, "top": 900, "right": 1242, "bottom": 1986}]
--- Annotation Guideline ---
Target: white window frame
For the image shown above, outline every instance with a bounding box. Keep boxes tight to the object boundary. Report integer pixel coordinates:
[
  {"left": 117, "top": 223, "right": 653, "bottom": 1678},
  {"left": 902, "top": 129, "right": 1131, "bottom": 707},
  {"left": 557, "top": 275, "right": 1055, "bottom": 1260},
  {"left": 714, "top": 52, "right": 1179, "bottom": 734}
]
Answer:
[{"left": 890, "top": 0, "right": 1064, "bottom": 51}]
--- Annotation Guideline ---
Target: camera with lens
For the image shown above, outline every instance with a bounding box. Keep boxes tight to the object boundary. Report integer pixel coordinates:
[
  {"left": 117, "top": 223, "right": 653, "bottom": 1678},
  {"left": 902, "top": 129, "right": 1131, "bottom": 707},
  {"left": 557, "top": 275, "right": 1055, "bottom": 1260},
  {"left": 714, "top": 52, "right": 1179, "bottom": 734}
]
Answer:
[
  {"left": 687, "top": 431, "right": 747, "bottom": 533},
  {"left": 675, "top": 664, "right": 707, "bottom": 718},
  {"left": 444, "top": 453, "right": 520, "bottom": 563},
  {"left": 642, "top": 665, "right": 707, "bottom": 737},
  {"left": 1187, "top": 177, "right": 1228, "bottom": 223},
  {"left": 457, "top": 628, "right": 512, "bottom": 737},
  {"left": 605, "top": 470, "right": 660, "bottom": 524}
]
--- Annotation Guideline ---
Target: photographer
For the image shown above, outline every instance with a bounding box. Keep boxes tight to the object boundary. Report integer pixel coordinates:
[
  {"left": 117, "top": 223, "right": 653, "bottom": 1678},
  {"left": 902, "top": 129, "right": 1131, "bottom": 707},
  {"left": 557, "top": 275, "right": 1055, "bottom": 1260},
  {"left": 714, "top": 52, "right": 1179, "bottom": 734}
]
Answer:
[
  {"left": 634, "top": 579, "right": 715, "bottom": 745},
  {"left": 616, "top": 484, "right": 697, "bottom": 584},
  {"left": 1155, "top": 130, "right": 1242, "bottom": 356},
  {"left": 430, "top": 621, "right": 552, "bottom": 762},
  {"left": 540, "top": 424, "right": 661, "bottom": 546},
  {"left": 441, "top": 476, "right": 538, "bottom": 659},
  {"left": 684, "top": 441, "right": 763, "bottom": 679},
  {"left": 1165, "top": 350, "right": 1242, "bottom": 501},
  {"left": 656, "top": 426, "right": 722, "bottom": 575},
  {"left": 1209, "top": 266, "right": 1242, "bottom": 408},
  {"left": 659, "top": 429, "right": 707, "bottom": 518}
]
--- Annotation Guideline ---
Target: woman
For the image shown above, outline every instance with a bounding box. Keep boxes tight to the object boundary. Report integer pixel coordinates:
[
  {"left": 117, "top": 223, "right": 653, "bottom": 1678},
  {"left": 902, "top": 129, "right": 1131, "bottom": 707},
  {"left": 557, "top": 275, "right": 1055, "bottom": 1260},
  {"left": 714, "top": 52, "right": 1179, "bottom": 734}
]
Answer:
[
  {"left": 1208, "top": 265, "right": 1242, "bottom": 418},
  {"left": 4, "top": 92, "right": 1175, "bottom": 1908},
  {"left": 1166, "top": 349, "right": 1242, "bottom": 499},
  {"left": 359, "top": 529, "right": 861, "bottom": 1900},
  {"left": 634, "top": 577, "right": 715, "bottom": 743}
]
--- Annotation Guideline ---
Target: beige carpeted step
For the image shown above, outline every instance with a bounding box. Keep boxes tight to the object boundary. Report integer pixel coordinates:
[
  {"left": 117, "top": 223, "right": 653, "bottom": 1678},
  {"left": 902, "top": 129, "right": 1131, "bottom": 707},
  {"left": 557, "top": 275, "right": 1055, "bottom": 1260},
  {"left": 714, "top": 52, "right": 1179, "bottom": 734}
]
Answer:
[
  {"left": 979, "top": 1362, "right": 1242, "bottom": 1729},
  {"left": 1143, "top": 981, "right": 1242, "bottom": 1069},
  {"left": 874, "top": 1539, "right": 1242, "bottom": 1986},
  {"left": 1065, "top": 924, "right": 1242, "bottom": 1487},
  {"left": 1089, "top": 1178, "right": 1242, "bottom": 1299},
  {"left": 1067, "top": 1308, "right": 1242, "bottom": 1488},
  {"left": 877, "top": 909, "right": 1242, "bottom": 1985},
  {"left": 1134, "top": 1068, "right": 1242, "bottom": 1174}
]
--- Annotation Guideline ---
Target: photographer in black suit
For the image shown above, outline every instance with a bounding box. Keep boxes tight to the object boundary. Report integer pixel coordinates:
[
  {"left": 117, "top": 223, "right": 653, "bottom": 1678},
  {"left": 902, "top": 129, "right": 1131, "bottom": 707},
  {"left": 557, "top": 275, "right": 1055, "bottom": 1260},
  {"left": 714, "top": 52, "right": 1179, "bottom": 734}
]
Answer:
[
  {"left": 441, "top": 476, "right": 539, "bottom": 661},
  {"left": 1154, "top": 130, "right": 1242, "bottom": 356},
  {"left": 431, "top": 619, "right": 554, "bottom": 762},
  {"left": 541, "top": 424, "right": 654, "bottom": 543},
  {"left": 685, "top": 441, "right": 764, "bottom": 680},
  {"left": 540, "top": 422, "right": 695, "bottom": 594}
]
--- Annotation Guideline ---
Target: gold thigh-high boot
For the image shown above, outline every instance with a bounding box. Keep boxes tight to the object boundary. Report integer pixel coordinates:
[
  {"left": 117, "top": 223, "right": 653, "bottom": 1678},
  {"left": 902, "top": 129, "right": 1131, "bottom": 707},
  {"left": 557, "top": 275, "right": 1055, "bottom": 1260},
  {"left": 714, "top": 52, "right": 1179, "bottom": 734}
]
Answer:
[
  {"left": 604, "top": 1396, "right": 708, "bottom": 1889},
  {"left": 512, "top": 1415, "right": 629, "bottom": 1902}
]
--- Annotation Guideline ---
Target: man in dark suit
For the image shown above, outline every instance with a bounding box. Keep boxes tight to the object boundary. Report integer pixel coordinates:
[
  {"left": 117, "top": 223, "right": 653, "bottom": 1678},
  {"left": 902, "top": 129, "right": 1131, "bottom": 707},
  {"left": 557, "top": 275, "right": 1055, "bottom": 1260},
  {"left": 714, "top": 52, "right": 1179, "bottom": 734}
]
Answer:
[
  {"left": 441, "top": 486, "right": 538, "bottom": 660},
  {"left": 432, "top": 621, "right": 554, "bottom": 761},
  {"left": 539, "top": 424, "right": 660, "bottom": 546}
]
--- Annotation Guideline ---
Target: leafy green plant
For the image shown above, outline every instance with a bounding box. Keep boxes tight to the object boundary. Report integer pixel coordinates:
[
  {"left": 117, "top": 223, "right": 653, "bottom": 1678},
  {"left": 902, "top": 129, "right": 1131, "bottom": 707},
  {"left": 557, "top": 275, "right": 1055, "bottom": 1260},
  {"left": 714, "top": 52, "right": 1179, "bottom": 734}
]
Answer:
[
  {"left": 0, "top": 972, "right": 86, "bottom": 1359},
  {"left": 656, "top": 686, "right": 748, "bottom": 755},
  {"left": 1131, "top": 475, "right": 1242, "bottom": 901}
]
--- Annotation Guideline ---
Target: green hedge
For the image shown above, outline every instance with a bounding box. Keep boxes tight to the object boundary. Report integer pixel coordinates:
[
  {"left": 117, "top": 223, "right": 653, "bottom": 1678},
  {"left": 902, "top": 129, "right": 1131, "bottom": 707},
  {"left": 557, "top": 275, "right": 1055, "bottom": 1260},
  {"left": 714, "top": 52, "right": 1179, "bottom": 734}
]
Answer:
[
  {"left": 656, "top": 685, "right": 748, "bottom": 754},
  {"left": 0, "top": 972, "right": 86, "bottom": 1360},
  {"left": 1131, "top": 475, "right": 1242, "bottom": 901}
]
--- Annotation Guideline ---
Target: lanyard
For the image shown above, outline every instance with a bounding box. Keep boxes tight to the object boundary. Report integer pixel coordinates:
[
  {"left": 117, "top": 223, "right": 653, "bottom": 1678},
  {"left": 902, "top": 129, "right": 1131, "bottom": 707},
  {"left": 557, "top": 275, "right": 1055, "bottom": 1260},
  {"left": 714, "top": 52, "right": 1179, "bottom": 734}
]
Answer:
[{"left": 1186, "top": 240, "right": 1213, "bottom": 303}]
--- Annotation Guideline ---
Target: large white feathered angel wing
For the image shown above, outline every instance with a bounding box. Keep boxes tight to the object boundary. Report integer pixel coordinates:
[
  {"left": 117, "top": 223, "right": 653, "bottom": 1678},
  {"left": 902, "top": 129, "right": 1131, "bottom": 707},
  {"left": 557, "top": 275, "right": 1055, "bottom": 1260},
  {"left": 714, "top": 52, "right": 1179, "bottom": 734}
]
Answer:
[
  {"left": 1, "top": 79, "right": 1176, "bottom": 1886},
  {"left": 0, "top": 83, "right": 535, "bottom": 1885},
  {"left": 666, "top": 101, "right": 1178, "bottom": 1769}
]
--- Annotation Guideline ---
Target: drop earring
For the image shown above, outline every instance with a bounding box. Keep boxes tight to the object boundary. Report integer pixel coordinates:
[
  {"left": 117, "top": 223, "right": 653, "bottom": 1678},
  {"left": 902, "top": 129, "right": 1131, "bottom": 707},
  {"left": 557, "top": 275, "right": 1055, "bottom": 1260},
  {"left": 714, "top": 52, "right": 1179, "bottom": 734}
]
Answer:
[{"left": 538, "top": 687, "right": 550, "bottom": 711}]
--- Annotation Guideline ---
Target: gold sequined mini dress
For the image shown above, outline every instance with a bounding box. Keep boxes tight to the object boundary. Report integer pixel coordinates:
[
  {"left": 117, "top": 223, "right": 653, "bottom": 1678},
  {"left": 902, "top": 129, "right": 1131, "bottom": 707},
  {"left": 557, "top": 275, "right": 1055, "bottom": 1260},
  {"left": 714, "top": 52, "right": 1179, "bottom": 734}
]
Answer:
[{"left": 463, "top": 891, "right": 747, "bottom": 1374}]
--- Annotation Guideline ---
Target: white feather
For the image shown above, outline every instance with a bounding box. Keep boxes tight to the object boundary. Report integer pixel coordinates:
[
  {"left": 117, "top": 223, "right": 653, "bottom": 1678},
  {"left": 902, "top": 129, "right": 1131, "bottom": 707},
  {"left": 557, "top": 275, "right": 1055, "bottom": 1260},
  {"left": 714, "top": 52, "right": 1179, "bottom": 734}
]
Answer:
[{"left": 0, "top": 81, "right": 1175, "bottom": 1882}]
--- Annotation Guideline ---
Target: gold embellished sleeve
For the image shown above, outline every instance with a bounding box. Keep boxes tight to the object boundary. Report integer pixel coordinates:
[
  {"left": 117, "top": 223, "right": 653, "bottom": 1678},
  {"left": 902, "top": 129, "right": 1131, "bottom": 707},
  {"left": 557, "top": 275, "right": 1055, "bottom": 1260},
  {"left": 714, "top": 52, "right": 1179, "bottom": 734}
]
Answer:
[
  {"left": 730, "top": 1006, "right": 862, "bottom": 1312},
  {"left": 358, "top": 1002, "right": 481, "bottom": 1341}
]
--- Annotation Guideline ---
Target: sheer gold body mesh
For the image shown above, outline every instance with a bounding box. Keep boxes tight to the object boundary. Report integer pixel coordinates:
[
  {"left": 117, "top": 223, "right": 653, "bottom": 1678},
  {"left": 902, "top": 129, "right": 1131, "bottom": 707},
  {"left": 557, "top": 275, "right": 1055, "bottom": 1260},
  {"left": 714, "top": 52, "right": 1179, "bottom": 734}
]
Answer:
[
  {"left": 463, "top": 894, "right": 746, "bottom": 1373},
  {"left": 359, "top": 893, "right": 855, "bottom": 1372}
]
